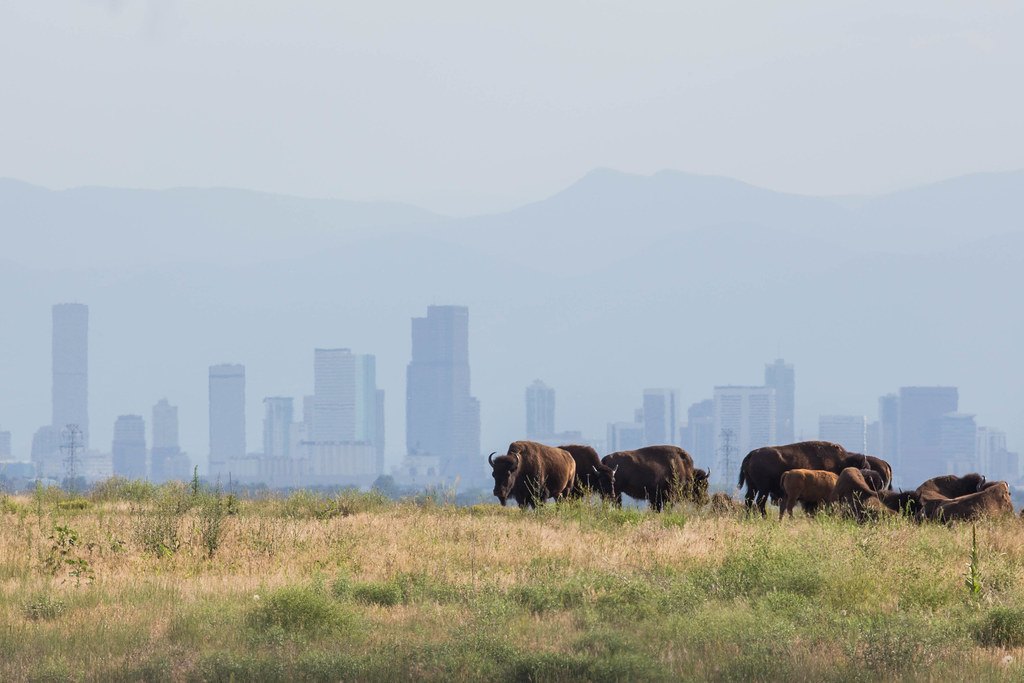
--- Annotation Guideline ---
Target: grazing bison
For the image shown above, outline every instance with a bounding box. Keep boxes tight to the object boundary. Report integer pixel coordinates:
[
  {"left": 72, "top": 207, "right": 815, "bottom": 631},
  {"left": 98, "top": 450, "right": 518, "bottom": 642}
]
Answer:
[
  {"left": 738, "top": 441, "right": 886, "bottom": 517},
  {"left": 559, "top": 444, "right": 616, "bottom": 498},
  {"left": 488, "top": 441, "right": 576, "bottom": 508},
  {"left": 862, "top": 455, "right": 894, "bottom": 490},
  {"left": 915, "top": 473, "right": 987, "bottom": 502},
  {"left": 779, "top": 469, "right": 839, "bottom": 520},
  {"left": 601, "top": 445, "right": 705, "bottom": 511},
  {"left": 918, "top": 481, "right": 1013, "bottom": 523},
  {"left": 879, "top": 490, "right": 921, "bottom": 517},
  {"left": 829, "top": 467, "right": 896, "bottom": 521}
]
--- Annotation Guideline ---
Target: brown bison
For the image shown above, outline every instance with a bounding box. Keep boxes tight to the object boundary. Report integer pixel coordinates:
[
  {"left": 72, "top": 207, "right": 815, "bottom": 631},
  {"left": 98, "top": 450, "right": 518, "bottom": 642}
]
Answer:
[
  {"left": 829, "top": 467, "right": 901, "bottom": 521},
  {"left": 600, "top": 445, "right": 707, "bottom": 511},
  {"left": 559, "top": 444, "right": 616, "bottom": 498},
  {"left": 918, "top": 481, "right": 1013, "bottom": 523},
  {"left": 915, "top": 473, "right": 988, "bottom": 502},
  {"left": 738, "top": 441, "right": 887, "bottom": 517},
  {"left": 488, "top": 441, "right": 576, "bottom": 508},
  {"left": 779, "top": 469, "right": 839, "bottom": 520}
]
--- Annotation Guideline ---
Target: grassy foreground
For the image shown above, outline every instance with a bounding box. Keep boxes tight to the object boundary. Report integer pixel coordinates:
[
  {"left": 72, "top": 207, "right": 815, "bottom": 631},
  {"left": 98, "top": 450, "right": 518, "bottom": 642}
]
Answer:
[{"left": 3, "top": 483, "right": 1024, "bottom": 681}]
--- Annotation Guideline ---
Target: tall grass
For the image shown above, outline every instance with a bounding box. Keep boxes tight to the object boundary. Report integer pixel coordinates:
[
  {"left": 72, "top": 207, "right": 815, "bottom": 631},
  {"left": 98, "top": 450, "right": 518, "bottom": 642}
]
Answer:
[{"left": 1, "top": 485, "right": 1023, "bottom": 680}]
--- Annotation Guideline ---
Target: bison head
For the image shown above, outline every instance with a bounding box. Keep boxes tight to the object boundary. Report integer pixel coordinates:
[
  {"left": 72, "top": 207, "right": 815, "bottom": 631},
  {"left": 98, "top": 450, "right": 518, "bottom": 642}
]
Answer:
[
  {"left": 691, "top": 469, "right": 710, "bottom": 503},
  {"left": 489, "top": 451, "right": 521, "bottom": 506},
  {"left": 963, "top": 472, "right": 987, "bottom": 493},
  {"left": 590, "top": 464, "right": 617, "bottom": 499}
]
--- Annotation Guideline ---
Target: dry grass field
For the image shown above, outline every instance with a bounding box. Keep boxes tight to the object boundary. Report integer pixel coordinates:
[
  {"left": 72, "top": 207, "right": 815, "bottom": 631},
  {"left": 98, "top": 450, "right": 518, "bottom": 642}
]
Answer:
[{"left": 4, "top": 481, "right": 1024, "bottom": 681}]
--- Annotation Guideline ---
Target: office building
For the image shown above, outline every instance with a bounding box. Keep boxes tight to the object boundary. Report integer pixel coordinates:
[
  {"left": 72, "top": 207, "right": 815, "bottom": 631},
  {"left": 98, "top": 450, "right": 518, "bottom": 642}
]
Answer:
[
  {"left": 764, "top": 359, "right": 794, "bottom": 444},
  {"left": 151, "top": 398, "right": 190, "bottom": 482},
  {"left": 607, "top": 422, "right": 644, "bottom": 452},
  {"left": 682, "top": 399, "right": 715, "bottom": 466},
  {"left": 31, "top": 425, "right": 62, "bottom": 479},
  {"left": 938, "top": 413, "right": 977, "bottom": 475},
  {"left": 405, "top": 305, "right": 481, "bottom": 480},
  {"left": 713, "top": 386, "right": 776, "bottom": 486},
  {"left": 643, "top": 389, "right": 677, "bottom": 445},
  {"left": 52, "top": 303, "right": 89, "bottom": 448},
  {"left": 897, "top": 386, "right": 958, "bottom": 485},
  {"left": 209, "top": 364, "right": 246, "bottom": 476},
  {"left": 818, "top": 415, "right": 868, "bottom": 454},
  {"left": 263, "top": 397, "right": 293, "bottom": 459},
  {"left": 112, "top": 415, "right": 147, "bottom": 479},
  {"left": 525, "top": 380, "right": 555, "bottom": 439},
  {"left": 878, "top": 394, "right": 899, "bottom": 460},
  {"left": 312, "top": 349, "right": 378, "bottom": 445}
]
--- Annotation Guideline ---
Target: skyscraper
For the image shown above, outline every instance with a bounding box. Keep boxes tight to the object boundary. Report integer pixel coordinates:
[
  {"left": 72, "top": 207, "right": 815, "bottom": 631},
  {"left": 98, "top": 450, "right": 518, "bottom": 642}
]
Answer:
[
  {"left": 897, "top": 386, "right": 958, "bottom": 486},
  {"left": 818, "top": 415, "right": 868, "bottom": 453},
  {"left": 607, "top": 421, "right": 644, "bottom": 452},
  {"left": 150, "top": 398, "right": 185, "bottom": 482},
  {"left": 52, "top": 303, "right": 89, "bottom": 448},
  {"left": 209, "top": 364, "right": 246, "bottom": 476},
  {"left": 938, "top": 413, "right": 977, "bottom": 475},
  {"left": 682, "top": 399, "right": 715, "bottom": 465},
  {"left": 764, "top": 359, "right": 794, "bottom": 445},
  {"left": 312, "top": 349, "right": 378, "bottom": 444},
  {"left": 525, "top": 380, "right": 555, "bottom": 439},
  {"left": 877, "top": 394, "right": 899, "bottom": 459},
  {"left": 263, "top": 397, "right": 294, "bottom": 459},
  {"left": 713, "top": 386, "right": 776, "bottom": 486},
  {"left": 642, "top": 389, "right": 677, "bottom": 445},
  {"left": 112, "top": 415, "right": 147, "bottom": 479},
  {"left": 31, "top": 425, "right": 62, "bottom": 479},
  {"left": 406, "top": 305, "right": 481, "bottom": 480}
]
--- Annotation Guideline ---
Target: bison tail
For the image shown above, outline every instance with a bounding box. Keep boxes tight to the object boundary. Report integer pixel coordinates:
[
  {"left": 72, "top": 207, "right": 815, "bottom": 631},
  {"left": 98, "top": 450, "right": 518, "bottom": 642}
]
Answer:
[{"left": 737, "top": 453, "right": 751, "bottom": 489}]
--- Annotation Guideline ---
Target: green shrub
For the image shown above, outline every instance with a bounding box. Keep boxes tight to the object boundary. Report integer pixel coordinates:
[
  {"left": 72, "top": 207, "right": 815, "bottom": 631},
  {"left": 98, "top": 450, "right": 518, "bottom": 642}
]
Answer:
[
  {"left": 56, "top": 498, "right": 91, "bottom": 511},
  {"left": 23, "top": 594, "right": 67, "bottom": 621},
  {"left": 352, "top": 580, "right": 404, "bottom": 607},
  {"left": 247, "top": 585, "right": 355, "bottom": 634},
  {"left": 90, "top": 478, "right": 158, "bottom": 503},
  {"left": 975, "top": 607, "right": 1024, "bottom": 647}
]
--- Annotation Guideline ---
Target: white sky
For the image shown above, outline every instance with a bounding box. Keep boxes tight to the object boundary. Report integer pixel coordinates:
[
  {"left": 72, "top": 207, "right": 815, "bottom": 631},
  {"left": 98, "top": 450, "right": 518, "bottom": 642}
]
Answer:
[{"left": 1, "top": 1, "right": 1022, "bottom": 214}]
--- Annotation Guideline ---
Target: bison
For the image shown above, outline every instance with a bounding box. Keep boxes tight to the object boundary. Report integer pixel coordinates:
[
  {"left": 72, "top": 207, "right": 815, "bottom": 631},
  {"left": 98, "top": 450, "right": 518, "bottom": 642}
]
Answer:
[
  {"left": 488, "top": 441, "right": 576, "bottom": 508},
  {"left": 915, "top": 473, "right": 988, "bottom": 503},
  {"left": 559, "top": 444, "right": 616, "bottom": 498},
  {"left": 600, "top": 445, "right": 706, "bottom": 511},
  {"left": 738, "top": 441, "right": 888, "bottom": 517},
  {"left": 829, "top": 467, "right": 897, "bottom": 521},
  {"left": 779, "top": 469, "right": 839, "bottom": 520},
  {"left": 918, "top": 481, "right": 1013, "bottom": 523}
]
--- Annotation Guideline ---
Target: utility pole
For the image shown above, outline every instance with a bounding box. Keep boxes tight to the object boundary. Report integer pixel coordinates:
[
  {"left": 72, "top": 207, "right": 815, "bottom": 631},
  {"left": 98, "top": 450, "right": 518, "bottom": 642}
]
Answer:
[
  {"left": 61, "top": 424, "right": 82, "bottom": 493},
  {"left": 719, "top": 428, "right": 734, "bottom": 489}
]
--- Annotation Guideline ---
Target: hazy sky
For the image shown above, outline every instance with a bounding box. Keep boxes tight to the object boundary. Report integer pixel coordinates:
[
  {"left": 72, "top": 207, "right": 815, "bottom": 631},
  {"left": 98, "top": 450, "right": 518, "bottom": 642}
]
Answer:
[{"left": 2, "top": 2, "right": 1022, "bottom": 214}]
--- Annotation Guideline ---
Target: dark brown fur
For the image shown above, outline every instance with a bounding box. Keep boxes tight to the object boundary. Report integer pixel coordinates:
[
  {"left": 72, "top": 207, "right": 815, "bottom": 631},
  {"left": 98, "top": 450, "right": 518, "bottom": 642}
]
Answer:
[
  {"left": 779, "top": 469, "right": 839, "bottom": 520},
  {"left": 738, "top": 441, "right": 888, "bottom": 517},
  {"left": 919, "top": 482, "right": 1013, "bottom": 523},
  {"left": 600, "top": 445, "right": 704, "bottom": 511},
  {"left": 829, "top": 467, "right": 896, "bottom": 521},
  {"left": 915, "top": 473, "right": 987, "bottom": 503},
  {"left": 559, "top": 444, "right": 615, "bottom": 498},
  {"left": 489, "top": 441, "right": 576, "bottom": 508}
]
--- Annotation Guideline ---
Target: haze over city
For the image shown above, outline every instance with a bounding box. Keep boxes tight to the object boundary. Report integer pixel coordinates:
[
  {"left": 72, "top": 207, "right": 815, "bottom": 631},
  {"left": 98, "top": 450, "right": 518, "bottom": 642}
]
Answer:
[{"left": 1, "top": 2, "right": 1023, "bottom": 491}]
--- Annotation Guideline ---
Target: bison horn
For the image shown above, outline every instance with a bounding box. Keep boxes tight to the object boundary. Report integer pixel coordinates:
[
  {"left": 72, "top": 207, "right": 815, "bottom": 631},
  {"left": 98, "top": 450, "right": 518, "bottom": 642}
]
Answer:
[
  {"left": 488, "top": 451, "right": 497, "bottom": 466},
  {"left": 593, "top": 465, "right": 600, "bottom": 474},
  {"left": 612, "top": 465, "right": 619, "bottom": 475},
  {"left": 513, "top": 452, "right": 521, "bottom": 467}
]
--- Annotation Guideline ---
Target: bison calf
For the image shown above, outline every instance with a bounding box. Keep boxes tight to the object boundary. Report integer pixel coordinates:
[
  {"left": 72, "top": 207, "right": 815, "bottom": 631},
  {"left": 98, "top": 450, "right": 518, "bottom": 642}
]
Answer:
[{"left": 779, "top": 469, "right": 839, "bottom": 521}]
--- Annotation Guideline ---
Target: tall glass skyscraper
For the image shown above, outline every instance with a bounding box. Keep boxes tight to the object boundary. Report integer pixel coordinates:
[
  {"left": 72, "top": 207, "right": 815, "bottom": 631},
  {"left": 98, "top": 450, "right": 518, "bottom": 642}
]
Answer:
[
  {"left": 406, "top": 305, "right": 480, "bottom": 479},
  {"left": 52, "top": 303, "right": 89, "bottom": 448},
  {"left": 525, "top": 380, "right": 555, "bottom": 439},
  {"left": 209, "top": 363, "right": 246, "bottom": 476},
  {"left": 764, "top": 358, "right": 794, "bottom": 444}
]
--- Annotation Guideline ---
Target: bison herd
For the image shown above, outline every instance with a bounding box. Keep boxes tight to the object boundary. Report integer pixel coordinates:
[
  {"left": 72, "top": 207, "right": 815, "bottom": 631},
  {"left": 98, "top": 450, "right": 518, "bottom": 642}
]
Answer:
[{"left": 488, "top": 439, "right": 1014, "bottom": 524}]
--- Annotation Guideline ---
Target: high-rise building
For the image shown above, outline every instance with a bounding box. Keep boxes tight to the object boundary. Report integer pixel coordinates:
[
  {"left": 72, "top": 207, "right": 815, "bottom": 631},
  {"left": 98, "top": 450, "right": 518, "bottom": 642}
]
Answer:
[
  {"left": 52, "top": 303, "right": 89, "bottom": 448},
  {"left": 938, "top": 412, "right": 977, "bottom": 475},
  {"left": 878, "top": 394, "right": 899, "bottom": 460},
  {"left": 374, "top": 389, "right": 386, "bottom": 472},
  {"left": 209, "top": 364, "right": 246, "bottom": 476},
  {"left": 866, "top": 421, "right": 881, "bottom": 455},
  {"left": 263, "top": 397, "right": 294, "bottom": 459},
  {"left": 897, "top": 386, "right": 958, "bottom": 486},
  {"left": 151, "top": 398, "right": 189, "bottom": 482},
  {"left": 682, "top": 399, "right": 715, "bottom": 466},
  {"left": 642, "top": 389, "right": 677, "bottom": 445},
  {"left": 112, "top": 415, "right": 147, "bottom": 479},
  {"left": 713, "top": 386, "right": 776, "bottom": 486},
  {"left": 764, "top": 359, "right": 794, "bottom": 444},
  {"left": 977, "top": 427, "right": 1019, "bottom": 483},
  {"left": 818, "top": 415, "right": 868, "bottom": 453},
  {"left": 312, "top": 349, "right": 378, "bottom": 444},
  {"left": 31, "top": 425, "right": 62, "bottom": 479},
  {"left": 607, "top": 421, "right": 644, "bottom": 452},
  {"left": 405, "top": 305, "right": 481, "bottom": 480},
  {"left": 525, "top": 380, "right": 555, "bottom": 439}
]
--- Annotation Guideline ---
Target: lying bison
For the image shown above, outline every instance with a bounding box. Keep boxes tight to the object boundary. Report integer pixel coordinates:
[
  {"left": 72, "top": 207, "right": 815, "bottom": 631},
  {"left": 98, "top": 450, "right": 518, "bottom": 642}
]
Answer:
[
  {"left": 915, "top": 473, "right": 988, "bottom": 502},
  {"left": 779, "top": 469, "right": 839, "bottom": 521},
  {"left": 917, "top": 480, "right": 1012, "bottom": 523},
  {"left": 488, "top": 441, "right": 576, "bottom": 508},
  {"left": 739, "top": 441, "right": 888, "bottom": 517},
  {"left": 559, "top": 444, "right": 616, "bottom": 498},
  {"left": 601, "top": 445, "right": 707, "bottom": 511}
]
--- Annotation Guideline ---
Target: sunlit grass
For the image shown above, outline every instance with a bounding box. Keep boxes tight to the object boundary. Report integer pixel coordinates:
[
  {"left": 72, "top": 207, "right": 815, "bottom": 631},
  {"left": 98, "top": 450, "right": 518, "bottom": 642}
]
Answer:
[{"left": 1, "top": 483, "right": 1023, "bottom": 680}]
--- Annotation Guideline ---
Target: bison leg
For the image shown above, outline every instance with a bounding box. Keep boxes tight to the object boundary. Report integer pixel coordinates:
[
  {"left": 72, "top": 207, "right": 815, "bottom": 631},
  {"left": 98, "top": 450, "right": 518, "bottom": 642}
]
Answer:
[
  {"left": 744, "top": 486, "right": 757, "bottom": 513},
  {"left": 756, "top": 492, "right": 769, "bottom": 518}
]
